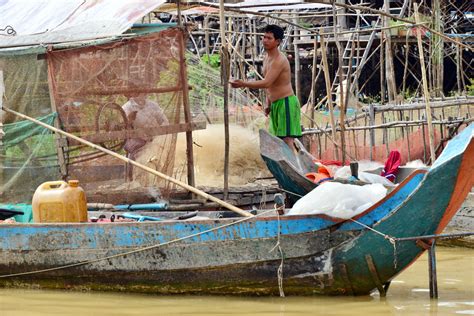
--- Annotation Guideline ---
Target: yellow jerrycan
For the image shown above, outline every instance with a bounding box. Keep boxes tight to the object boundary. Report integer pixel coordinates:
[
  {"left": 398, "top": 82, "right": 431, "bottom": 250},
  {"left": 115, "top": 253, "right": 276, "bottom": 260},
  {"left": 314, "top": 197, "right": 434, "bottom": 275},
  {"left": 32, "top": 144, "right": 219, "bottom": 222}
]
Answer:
[{"left": 32, "top": 180, "right": 88, "bottom": 223}]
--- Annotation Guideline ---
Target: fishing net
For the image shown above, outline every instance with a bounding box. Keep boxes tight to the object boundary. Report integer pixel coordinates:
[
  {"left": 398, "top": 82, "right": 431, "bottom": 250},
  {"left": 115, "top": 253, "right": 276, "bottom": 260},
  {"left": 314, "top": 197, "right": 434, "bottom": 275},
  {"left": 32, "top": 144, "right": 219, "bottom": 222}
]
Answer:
[
  {"left": 0, "top": 53, "right": 59, "bottom": 203},
  {"left": 0, "top": 29, "right": 198, "bottom": 204}
]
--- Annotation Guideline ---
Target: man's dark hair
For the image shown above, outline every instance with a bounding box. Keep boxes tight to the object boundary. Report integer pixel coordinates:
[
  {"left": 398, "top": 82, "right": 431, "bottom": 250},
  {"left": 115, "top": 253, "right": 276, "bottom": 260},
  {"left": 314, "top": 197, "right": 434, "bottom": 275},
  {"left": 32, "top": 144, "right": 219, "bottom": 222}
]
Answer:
[{"left": 264, "top": 24, "right": 284, "bottom": 41}]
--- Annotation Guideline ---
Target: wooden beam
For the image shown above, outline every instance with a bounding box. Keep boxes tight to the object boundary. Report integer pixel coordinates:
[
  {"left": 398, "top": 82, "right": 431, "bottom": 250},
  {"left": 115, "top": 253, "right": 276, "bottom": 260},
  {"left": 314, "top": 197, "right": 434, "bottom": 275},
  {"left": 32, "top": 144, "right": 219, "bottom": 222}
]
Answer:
[
  {"left": 68, "top": 121, "right": 206, "bottom": 147},
  {"left": 75, "top": 86, "right": 183, "bottom": 97}
]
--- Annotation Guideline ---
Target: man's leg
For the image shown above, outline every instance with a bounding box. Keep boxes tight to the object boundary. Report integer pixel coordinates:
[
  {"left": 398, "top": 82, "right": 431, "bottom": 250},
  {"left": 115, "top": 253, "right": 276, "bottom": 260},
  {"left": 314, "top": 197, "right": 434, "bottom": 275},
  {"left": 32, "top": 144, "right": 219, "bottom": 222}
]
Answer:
[{"left": 282, "top": 137, "right": 297, "bottom": 154}]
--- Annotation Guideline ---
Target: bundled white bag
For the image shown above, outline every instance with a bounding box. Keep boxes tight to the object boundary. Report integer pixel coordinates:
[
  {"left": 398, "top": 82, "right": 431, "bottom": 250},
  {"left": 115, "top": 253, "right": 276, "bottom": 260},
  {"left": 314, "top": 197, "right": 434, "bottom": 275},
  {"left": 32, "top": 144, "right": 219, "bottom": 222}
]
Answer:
[{"left": 288, "top": 182, "right": 387, "bottom": 219}]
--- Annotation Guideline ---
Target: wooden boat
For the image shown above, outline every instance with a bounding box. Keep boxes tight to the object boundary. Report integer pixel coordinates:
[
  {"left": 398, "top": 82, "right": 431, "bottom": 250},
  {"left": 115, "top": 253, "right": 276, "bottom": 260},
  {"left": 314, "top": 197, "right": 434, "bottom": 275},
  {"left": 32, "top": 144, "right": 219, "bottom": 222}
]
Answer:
[
  {"left": 0, "top": 124, "right": 472, "bottom": 295},
  {"left": 260, "top": 128, "right": 429, "bottom": 203}
]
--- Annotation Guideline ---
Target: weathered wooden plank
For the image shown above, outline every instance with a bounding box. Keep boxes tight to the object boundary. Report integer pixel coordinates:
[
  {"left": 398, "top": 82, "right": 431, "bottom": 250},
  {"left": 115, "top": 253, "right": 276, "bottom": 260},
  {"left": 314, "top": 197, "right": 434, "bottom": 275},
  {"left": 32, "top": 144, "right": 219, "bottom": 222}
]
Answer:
[{"left": 67, "top": 121, "right": 206, "bottom": 146}]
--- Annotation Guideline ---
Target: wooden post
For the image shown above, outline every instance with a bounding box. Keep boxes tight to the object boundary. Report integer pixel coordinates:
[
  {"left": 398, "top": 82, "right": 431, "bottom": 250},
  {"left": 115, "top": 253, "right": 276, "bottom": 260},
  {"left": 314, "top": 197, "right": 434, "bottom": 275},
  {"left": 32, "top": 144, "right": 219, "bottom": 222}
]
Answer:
[
  {"left": 178, "top": 29, "right": 196, "bottom": 188},
  {"left": 380, "top": 35, "right": 386, "bottom": 104},
  {"left": 46, "top": 55, "right": 68, "bottom": 179},
  {"left": 310, "top": 36, "right": 318, "bottom": 128},
  {"left": 204, "top": 16, "right": 210, "bottom": 65},
  {"left": 332, "top": 2, "right": 346, "bottom": 163},
  {"left": 402, "top": 36, "right": 410, "bottom": 99},
  {"left": 415, "top": 3, "right": 436, "bottom": 164},
  {"left": 219, "top": 0, "right": 230, "bottom": 199},
  {"left": 384, "top": 0, "right": 397, "bottom": 103},
  {"left": 177, "top": 0, "right": 182, "bottom": 27},
  {"left": 456, "top": 38, "right": 461, "bottom": 94},
  {"left": 432, "top": 0, "right": 444, "bottom": 97},
  {"left": 428, "top": 241, "right": 439, "bottom": 299},
  {"left": 319, "top": 32, "right": 339, "bottom": 160},
  {"left": 369, "top": 103, "right": 375, "bottom": 161},
  {"left": 293, "top": 14, "right": 301, "bottom": 103}
]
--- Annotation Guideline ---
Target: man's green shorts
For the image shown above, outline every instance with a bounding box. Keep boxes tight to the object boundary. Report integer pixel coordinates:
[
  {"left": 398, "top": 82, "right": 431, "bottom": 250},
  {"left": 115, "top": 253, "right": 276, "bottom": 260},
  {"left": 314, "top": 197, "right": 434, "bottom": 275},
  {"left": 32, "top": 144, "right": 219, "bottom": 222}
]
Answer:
[{"left": 269, "top": 95, "right": 302, "bottom": 138}]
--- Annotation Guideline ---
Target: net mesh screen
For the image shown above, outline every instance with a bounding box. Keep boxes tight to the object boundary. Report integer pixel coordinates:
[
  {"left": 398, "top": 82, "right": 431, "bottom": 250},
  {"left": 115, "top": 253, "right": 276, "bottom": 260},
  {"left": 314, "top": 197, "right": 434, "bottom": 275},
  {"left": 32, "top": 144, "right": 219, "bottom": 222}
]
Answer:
[
  {"left": 46, "top": 29, "right": 186, "bottom": 201},
  {"left": 0, "top": 54, "right": 60, "bottom": 203},
  {"left": 1, "top": 29, "right": 192, "bottom": 204}
]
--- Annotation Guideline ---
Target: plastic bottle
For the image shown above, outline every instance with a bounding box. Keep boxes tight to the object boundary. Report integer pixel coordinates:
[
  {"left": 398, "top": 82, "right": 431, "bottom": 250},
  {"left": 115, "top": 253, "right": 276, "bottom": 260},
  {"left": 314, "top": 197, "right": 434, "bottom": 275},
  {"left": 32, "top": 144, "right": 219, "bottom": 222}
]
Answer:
[{"left": 32, "top": 180, "right": 88, "bottom": 223}]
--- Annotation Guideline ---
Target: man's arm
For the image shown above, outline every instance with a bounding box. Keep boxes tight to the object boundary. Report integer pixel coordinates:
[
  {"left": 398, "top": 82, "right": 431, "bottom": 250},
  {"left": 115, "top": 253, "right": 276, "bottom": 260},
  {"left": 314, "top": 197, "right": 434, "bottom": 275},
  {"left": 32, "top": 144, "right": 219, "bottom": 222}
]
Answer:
[
  {"left": 264, "top": 97, "right": 271, "bottom": 116},
  {"left": 230, "top": 58, "right": 283, "bottom": 89}
]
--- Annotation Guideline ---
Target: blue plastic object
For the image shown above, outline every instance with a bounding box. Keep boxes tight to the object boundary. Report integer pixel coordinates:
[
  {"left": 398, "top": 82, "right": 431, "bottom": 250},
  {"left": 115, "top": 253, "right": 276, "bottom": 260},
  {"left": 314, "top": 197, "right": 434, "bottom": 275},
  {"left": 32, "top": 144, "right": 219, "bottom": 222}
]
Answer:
[
  {"left": 114, "top": 203, "right": 168, "bottom": 211},
  {"left": 0, "top": 204, "right": 33, "bottom": 223},
  {"left": 120, "top": 212, "right": 162, "bottom": 222}
]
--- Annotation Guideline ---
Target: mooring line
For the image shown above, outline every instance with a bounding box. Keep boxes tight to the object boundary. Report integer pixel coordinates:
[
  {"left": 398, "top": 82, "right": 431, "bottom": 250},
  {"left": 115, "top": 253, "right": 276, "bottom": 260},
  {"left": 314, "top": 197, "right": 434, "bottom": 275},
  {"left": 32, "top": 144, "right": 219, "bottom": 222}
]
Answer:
[
  {"left": 0, "top": 209, "right": 277, "bottom": 279},
  {"left": 269, "top": 207, "right": 285, "bottom": 297},
  {"left": 277, "top": 187, "right": 304, "bottom": 198},
  {"left": 349, "top": 218, "right": 399, "bottom": 268}
]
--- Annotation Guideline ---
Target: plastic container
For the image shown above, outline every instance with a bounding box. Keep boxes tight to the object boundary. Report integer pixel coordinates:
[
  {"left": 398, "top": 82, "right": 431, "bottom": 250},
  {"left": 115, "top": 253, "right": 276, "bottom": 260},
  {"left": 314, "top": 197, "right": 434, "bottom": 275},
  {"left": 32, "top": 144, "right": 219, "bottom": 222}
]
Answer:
[{"left": 32, "top": 180, "right": 88, "bottom": 223}]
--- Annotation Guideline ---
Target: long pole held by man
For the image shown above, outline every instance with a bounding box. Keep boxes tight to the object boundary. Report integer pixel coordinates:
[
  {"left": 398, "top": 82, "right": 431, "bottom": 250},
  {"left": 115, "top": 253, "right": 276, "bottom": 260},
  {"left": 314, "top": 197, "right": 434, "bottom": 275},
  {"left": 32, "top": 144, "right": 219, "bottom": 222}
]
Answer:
[{"left": 230, "top": 25, "right": 302, "bottom": 152}]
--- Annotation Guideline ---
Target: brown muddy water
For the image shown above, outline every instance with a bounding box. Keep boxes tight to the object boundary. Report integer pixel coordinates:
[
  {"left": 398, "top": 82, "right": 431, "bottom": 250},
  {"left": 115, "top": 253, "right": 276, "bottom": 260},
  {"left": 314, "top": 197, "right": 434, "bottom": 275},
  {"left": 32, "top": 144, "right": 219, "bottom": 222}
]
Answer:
[{"left": 0, "top": 247, "right": 472, "bottom": 316}]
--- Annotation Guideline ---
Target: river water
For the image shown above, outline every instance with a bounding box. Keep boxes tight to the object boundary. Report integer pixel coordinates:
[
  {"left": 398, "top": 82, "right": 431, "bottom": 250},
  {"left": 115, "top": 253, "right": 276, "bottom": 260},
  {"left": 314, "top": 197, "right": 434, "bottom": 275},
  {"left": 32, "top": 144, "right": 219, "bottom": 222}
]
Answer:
[{"left": 0, "top": 247, "right": 472, "bottom": 316}]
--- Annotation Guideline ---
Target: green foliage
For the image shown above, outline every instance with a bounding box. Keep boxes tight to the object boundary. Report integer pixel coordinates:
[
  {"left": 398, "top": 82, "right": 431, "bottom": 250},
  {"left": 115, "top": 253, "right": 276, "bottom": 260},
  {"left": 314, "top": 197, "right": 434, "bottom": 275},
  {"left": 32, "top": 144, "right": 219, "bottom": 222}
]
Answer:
[
  {"left": 360, "top": 94, "right": 381, "bottom": 104},
  {"left": 468, "top": 78, "right": 474, "bottom": 96},
  {"left": 187, "top": 53, "right": 224, "bottom": 111},
  {"left": 200, "top": 54, "right": 220, "bottom": 68}
]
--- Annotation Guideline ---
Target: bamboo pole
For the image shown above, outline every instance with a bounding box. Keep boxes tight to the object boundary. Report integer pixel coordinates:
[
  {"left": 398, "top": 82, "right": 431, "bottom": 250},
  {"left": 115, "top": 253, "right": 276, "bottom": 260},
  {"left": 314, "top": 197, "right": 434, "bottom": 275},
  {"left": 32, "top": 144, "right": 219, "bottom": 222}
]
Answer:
[
  {"left": 302, "top": 0, "right": 472, "bottom": 51},
  {"left": 46, "top": 54, "right": 68, "bottom": 179},
  {"left": 204, "top": 16, "right": 211, "bottom": 65},
  {"left": 310, "top": 36, "right": 318, "bottom": 128},
  {"left": 302, "top": 117, "right": 472, "bottom": 132},
  {"left": 219, "top": 0, "right": 230, "bottom": 200},
  {"left": 383, "top": 0, "right": 397, "bottom": 103},
  {"left": 415, "top": 3, "right": 436, "bottom": 164},
  {"left": 319, "top": 32, "right": 339, "bottom": 160},
  {"left": 1, "top": 106, "right": 253, "bottom": 217},
  {"left": 332, "top": 1, "right": 346, "bottom": 163},
  {"left": 178, "top": 29, "right": 196, "bottom": 189},
  {"left": 432, "top": 0, "right": 444, "bottom": 97},
  {"left": 293, "top": 14, "right": 302, "bottom": 103},
  {"left": 380, "top": 36, "right": 386, "bottom": 104}
]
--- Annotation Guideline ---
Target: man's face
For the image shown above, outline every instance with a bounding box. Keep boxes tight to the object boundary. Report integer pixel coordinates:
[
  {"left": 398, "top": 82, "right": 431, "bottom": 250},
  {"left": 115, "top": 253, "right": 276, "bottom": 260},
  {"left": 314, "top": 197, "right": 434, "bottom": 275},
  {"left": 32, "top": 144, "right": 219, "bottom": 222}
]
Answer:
[{"left": 262, "top": 32, "right": 280, "bottom": 51}]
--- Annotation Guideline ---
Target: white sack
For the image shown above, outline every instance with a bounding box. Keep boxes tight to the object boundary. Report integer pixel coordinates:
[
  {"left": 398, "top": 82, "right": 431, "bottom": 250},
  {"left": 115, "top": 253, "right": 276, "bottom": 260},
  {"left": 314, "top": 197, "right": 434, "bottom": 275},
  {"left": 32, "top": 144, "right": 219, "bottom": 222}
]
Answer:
[{"left": 288, "top": 182, "right": 387, "bottom": 219}]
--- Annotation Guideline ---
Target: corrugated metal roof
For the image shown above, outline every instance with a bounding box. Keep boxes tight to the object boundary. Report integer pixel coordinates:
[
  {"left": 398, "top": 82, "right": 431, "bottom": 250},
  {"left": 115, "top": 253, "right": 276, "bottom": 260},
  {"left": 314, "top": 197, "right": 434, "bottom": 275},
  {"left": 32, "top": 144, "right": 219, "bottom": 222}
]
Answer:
[{"left": 0, "top": 0, "right": 166, "bottom": 48}]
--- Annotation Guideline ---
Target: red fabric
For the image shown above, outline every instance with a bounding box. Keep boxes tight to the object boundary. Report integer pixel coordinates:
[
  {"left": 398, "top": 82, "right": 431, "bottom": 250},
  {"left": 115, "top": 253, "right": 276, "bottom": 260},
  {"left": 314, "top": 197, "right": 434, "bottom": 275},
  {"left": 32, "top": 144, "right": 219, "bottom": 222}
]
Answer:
[
  {"left": 381, "top": 150, "right": 401, "bottom": 182},
  {"left": 314, "top": 159, "right": 350, "bottom": 166}
]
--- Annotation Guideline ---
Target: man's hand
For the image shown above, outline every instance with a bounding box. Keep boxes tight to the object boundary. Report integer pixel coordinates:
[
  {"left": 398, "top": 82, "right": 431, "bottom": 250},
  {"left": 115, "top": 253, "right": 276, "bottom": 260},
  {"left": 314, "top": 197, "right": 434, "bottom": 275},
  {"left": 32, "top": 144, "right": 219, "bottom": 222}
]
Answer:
[
  {"left": 264, "top": 106, "right": 271, "bottom": 117},
  {"left": 230, "top": 79, "right": 245, "bottom": 88}
]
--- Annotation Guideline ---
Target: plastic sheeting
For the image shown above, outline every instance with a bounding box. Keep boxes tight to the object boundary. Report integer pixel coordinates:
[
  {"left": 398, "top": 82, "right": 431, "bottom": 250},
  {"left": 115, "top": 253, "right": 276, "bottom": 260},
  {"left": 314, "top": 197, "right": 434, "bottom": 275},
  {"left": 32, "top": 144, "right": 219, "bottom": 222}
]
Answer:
[
  {"left": 0, "top": 0, "right": 166, "bottom": 47},
  {"left": 288, "top": 182, "right": 388, "bottom": 219}
]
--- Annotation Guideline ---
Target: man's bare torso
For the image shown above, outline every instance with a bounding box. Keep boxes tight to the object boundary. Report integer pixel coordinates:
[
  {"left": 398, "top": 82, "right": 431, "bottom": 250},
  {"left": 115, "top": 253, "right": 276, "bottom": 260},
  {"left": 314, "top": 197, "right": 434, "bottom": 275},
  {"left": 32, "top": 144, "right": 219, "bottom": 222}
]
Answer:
[{"left": 263, "top": 52, "right": 294, "bottom": 103}]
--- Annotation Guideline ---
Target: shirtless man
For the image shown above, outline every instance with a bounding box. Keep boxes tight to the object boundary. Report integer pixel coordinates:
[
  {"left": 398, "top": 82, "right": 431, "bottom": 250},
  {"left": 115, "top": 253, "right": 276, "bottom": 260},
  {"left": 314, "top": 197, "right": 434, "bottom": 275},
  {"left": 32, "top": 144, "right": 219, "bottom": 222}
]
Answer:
[{"left": 230, "top": 24, "right": 302, "bottom": 150}]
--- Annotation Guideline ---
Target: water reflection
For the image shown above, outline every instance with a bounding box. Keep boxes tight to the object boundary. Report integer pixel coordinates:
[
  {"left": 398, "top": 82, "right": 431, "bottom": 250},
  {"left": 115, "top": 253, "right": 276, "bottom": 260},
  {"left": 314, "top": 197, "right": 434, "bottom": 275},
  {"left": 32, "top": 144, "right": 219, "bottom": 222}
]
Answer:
[{"left": 0, "top": 248, "right": 472, "bottom": 316}]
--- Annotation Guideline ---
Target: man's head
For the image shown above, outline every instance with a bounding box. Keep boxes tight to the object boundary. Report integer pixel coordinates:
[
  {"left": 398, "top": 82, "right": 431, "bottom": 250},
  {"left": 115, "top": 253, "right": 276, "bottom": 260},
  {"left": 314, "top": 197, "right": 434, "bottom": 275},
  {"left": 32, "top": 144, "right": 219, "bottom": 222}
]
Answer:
[{"left": 263, "top": 24, "right": 284, "bottom": 51}]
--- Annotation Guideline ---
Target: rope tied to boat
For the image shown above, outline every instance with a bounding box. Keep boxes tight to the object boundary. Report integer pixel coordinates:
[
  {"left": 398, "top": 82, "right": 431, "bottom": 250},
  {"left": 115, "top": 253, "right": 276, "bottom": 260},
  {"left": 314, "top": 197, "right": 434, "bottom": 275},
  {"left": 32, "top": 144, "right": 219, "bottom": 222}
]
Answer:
[
  {"left": 269, "top": 205, "right": 285, "bottom": 297},
  {"left": 349, "top": 218, "right": 398, "bottom": 269}
]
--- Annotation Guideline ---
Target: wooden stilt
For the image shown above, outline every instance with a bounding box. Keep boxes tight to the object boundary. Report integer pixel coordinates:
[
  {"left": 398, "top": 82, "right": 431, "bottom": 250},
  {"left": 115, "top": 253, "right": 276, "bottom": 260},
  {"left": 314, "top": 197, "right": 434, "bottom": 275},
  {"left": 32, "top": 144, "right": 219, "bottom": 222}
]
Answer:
[
  {"left": 319, "top": 32, "right": 339, "bottom": 160},
  {"left": 365, "top": 254, "right": 387, "bottom": 297},
  {"left": 219, "top": 0, "right": 230, "bottom": 199},
  {"left": 177, "top": 30, "right": 196, "bottom": 189},
  {"left": 428, "top": 241, "right": 438, "bottom": 299},
  {"left": 415, "top": 3, "right": 436, "bottom": 164}
]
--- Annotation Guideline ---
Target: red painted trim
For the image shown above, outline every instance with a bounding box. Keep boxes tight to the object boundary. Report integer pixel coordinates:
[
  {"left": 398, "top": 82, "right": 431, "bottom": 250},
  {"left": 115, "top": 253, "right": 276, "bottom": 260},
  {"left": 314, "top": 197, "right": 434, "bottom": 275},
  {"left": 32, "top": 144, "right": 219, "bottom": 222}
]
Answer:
[{"left": 436, "top": 141, "right": 474, "bottom": 233}]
